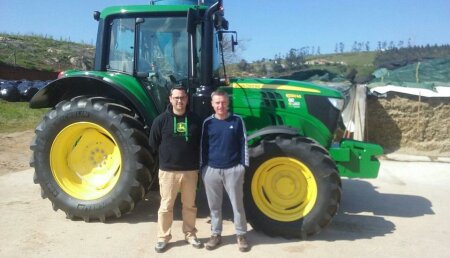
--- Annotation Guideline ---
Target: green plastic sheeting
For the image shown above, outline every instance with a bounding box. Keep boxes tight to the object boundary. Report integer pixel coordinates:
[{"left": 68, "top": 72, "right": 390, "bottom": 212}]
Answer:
[{"left": 369, "top": 58, "right": 450, "bottom": 90}]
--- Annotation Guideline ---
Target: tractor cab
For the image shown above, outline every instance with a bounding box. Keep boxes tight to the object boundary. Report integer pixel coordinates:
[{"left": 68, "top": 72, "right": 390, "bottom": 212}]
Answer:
[{"left": 92, "top": 0, "right": 232, "bottom": 116}]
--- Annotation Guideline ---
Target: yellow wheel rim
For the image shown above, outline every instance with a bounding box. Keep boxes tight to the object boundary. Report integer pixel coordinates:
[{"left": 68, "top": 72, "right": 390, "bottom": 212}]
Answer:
[
  {"left": 251, "top": 157, "right": 317, "bottom": 222},
  {"left": 50, "top": 122, "right": 121, "bottom": 200}
]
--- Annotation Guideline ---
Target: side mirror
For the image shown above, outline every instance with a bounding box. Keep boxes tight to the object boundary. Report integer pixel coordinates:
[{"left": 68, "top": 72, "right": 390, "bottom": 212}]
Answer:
[
  {"left": 217, "top": 31, "right": 238, "bottom": 52},
  {"left": 93, "top": 11, "right": 100, "bottom": 21},
  {"left": 231, "top": 34, "right": 237, "bottom": 52}
]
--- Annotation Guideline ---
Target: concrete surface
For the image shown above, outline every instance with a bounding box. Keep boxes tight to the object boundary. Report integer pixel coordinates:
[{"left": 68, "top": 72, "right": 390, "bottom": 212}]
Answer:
[{"left": 1, "top": 160, "right": 449, "bottom": 258}]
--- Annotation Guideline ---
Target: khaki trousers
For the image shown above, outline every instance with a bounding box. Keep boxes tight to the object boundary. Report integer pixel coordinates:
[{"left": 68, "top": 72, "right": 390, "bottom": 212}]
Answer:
[{"left": 157, "top": 169, "right": 198, "bottom": 242}]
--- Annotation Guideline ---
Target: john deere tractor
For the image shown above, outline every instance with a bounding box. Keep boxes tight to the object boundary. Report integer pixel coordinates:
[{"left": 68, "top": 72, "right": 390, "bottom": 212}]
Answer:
[{"left": 30, "top": 0, "right": 383, "bottom": 238}]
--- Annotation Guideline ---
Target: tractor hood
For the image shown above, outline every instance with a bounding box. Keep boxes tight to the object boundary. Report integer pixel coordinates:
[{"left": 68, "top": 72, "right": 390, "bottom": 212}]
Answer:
[
  {"left": 228, "top": 77, "right": 344, "bottom": 99},
  {"left": 222, "top": 77, "right": 346, "bottom": 147}
]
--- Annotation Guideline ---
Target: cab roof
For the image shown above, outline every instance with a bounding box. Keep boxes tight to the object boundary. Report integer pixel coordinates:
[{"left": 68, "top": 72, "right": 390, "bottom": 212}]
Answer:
[{"left": 100, "top": 5, "right": 207, "bottom": 19}]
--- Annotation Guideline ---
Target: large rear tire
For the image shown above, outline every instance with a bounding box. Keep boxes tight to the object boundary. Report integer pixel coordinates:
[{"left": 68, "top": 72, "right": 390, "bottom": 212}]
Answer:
[
  {"left": 245, "top": 136, "right": 341, "bottom": 238},
  {"left": 30, "top": 96, "right": 154, "bottom": 221}
]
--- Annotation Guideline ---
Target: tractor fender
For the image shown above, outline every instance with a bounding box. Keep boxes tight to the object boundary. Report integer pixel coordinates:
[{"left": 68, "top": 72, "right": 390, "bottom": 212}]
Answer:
[
  {"left": 247, "top": 125, "right": 299, "bottom": 141},
  {"left": 29, "top": 75, "right": 154, "bottom": 127}
]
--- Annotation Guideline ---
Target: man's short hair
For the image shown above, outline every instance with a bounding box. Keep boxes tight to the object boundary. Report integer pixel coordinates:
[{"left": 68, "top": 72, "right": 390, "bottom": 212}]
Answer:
[
  {"left": 170, "top": 85, "right": 187, "bottom": 96},
  {"left": 211, "top": 90, "right": 229, "bottom": 99}
]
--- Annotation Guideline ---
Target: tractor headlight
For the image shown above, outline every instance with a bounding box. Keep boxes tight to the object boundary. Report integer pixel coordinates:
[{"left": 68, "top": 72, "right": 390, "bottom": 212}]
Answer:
[{"left": 327, "top": 97, "right": 345, "bottom": 111}]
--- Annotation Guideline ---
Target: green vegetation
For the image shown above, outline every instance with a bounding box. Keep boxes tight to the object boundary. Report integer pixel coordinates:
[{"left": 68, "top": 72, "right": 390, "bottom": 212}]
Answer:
[
  {"left": 0, "top": 33, "right": 94, "bottom": 71},
  {"left": 321, "top": 51, "right": 376, "bottom": 65},
  {"left": 0, "top": 100, "right": 48, "bottom": 133}
]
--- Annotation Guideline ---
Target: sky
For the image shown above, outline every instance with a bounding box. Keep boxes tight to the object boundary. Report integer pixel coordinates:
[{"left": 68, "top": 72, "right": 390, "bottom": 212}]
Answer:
[{"left": 1, "top": 0, "right": 450, "bottom": 62}]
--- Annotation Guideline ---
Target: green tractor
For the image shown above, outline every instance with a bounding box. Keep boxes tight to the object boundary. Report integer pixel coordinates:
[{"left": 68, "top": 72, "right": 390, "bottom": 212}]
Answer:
[{"left": 30, "top": 0, "right": 383, "bottom": 238}]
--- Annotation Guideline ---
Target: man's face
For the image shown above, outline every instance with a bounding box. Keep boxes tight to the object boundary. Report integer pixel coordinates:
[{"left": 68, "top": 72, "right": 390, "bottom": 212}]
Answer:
[
  {"left": 169, "top": 89, "right": 188, "bottom": 114},
  {"left": 211, "top": 94, "right": 229, "bottom": 116}
]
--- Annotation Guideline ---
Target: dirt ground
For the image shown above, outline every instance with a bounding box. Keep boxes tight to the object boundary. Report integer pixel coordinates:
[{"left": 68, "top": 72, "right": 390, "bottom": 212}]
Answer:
[
  {"left": 0, "top": 129, "right": 34, "bottom": 176},
  {"left": 1, "top": 160, "right": 450, "bottom": 257}
]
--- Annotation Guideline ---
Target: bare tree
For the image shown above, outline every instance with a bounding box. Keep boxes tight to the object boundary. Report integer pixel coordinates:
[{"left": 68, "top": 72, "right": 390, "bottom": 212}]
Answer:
[
  {"left": 365, "top": 41, "right": 370, "bottom": 51},
  {"left": 339, "top": 42, "right": 345, "bottom": 53}
]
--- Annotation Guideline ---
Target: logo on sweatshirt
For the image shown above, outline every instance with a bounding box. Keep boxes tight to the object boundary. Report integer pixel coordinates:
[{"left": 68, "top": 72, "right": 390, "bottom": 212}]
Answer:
[
  {"left": 177, "top": 122, "right": 186, "bottom": 133},
  {"left": 229, "top": 125, "right": 234, "bottom": 129}
]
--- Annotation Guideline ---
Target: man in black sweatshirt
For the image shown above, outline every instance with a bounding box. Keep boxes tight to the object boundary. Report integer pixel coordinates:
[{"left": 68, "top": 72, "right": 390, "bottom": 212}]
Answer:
[{"left": 149, "top": 86, "right": 203, "bottom": 253}]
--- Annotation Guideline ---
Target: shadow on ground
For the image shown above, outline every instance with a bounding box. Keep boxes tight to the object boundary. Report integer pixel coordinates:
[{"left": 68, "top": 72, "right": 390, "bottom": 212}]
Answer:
[
  {"left": 105, "top": 178, "right": 433, "bottom": 244},
  {"left": 310, "top": 179, "right": 433, "bottom": 241}
]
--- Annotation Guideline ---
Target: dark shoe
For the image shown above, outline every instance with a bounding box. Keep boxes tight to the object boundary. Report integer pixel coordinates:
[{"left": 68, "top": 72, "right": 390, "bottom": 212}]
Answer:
[
  {"left": 237, "top": 234, "right": 249, "bottom": 252},
  {"left": 154, "top": 241, "right": 168, "bottom": 253},
  {"left": 185, "top": 236, "right": 204, "bottom": 249},
  {"left": 205, "top": 234, "right": 222, "bottom": 250}
]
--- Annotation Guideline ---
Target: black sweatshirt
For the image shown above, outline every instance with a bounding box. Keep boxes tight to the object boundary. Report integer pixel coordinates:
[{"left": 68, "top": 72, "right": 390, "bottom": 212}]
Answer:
[{"left": 148, "top": 106, "right": 201, "bottom": 171}]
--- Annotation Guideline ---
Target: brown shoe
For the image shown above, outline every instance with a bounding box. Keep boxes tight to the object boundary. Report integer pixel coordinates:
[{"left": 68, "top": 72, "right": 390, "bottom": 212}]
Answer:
[
  {"left": 237, "top": 234, "right": 249, "bottom": 252},
  {"left": 205, "top": 234, "right": 221, "bottom": 250}
]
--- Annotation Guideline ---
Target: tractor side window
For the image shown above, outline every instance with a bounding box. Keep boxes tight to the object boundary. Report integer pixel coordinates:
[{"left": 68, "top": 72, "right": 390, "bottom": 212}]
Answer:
[{"left": 108, "top": 18, "right": 135, "bottom": 74}]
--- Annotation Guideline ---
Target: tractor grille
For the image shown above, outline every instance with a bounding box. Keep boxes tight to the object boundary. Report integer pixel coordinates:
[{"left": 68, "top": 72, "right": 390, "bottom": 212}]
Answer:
[{"left": 261, "top": 91, "right": 286, "bottom": 109}]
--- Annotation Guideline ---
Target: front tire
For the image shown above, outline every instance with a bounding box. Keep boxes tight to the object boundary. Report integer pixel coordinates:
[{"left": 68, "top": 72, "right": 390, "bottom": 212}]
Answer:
[
  {"left": 245, "top": 136, "right": 341, "bottom": 238},
  {"left": 30, "top": 97, "right": 154, "bottom": 221}
]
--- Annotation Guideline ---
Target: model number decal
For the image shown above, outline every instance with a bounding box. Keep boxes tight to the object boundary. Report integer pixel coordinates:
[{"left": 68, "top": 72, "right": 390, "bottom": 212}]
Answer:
[
  {"left": 288, "top": 98, "right": 301, "bottom": 108},
  {"left": 286, "top": 94, "right": 302, "bottom": 99}
]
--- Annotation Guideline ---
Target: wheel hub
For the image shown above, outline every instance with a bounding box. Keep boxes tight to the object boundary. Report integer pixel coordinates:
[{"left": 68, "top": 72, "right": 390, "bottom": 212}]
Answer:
[
  {"left": 251, "top": 157, "right": 318, "bottom": 221},
  {"left": 50, "top": 123, "right": 122, "bottom": 200}
]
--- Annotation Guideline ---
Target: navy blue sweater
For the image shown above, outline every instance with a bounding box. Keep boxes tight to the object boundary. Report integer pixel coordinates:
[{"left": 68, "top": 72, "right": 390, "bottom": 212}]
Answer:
[{"left": 201, "top": 114, "right": 249, "bottom": 169}]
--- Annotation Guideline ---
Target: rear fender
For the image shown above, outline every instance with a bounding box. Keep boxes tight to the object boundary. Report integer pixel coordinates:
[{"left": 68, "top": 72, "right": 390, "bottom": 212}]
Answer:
[{"left": 29, "top": 75, "right": 157, "bottom": 127}]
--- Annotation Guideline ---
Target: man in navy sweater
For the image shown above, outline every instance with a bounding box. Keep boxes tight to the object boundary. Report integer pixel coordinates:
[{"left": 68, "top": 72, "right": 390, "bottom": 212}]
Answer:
[{"left": 201, "top": 90, "right": 250, "bottom": 252}]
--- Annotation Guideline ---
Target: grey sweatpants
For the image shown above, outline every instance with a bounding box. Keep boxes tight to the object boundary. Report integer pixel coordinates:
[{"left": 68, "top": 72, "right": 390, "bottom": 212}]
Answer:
[{"left": 202, "top": 164, "right": 247, "bottom": 236}]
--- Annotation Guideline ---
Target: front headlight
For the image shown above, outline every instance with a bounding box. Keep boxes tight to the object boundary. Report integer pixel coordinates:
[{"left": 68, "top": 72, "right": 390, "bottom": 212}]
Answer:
[{"left": 327, "top": 97, "right": 345, "bottom": 111}]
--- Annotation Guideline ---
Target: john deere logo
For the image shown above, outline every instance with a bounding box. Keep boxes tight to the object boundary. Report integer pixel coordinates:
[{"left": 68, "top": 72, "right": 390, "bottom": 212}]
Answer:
[{"left": 176, "top": 122, "right": 186, "bottom": 133}]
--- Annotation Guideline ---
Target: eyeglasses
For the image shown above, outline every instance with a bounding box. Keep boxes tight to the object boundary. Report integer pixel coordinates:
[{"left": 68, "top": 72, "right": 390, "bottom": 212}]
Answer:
[{"left": 171, "top": 96, "right": 187, "bottom": 101}]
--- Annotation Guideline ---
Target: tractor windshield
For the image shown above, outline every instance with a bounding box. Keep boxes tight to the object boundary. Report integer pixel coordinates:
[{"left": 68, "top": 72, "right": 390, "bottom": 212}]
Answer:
[
  {"left": 107, "top": 16, "right": 189, "bottom": 82},
  {"left": 137, "top": 16, "right": 188, "bottom": 81}
]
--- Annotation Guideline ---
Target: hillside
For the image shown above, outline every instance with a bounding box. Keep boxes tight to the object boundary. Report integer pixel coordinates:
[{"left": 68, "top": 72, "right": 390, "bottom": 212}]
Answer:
[
  {"left": 0, "top": 33, "right": 373, "bottom": 84},
  {"left": 0, "top": 33, "right": 94, "bottom": 72},
  {"left": 227, "top": 51, "right": 377, "bottom": 85},
  {"left": 2, "top": 33, "right": 449, "bottom": 85},
  {"left": 228, "top": 44, "right": 450, "bottom": 87}
]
